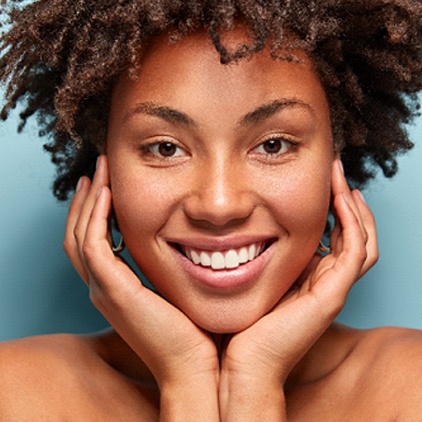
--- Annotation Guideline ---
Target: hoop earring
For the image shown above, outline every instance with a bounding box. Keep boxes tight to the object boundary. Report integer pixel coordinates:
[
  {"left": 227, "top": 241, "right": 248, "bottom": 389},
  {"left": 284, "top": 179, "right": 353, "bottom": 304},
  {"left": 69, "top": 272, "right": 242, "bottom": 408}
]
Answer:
[
  {"left": 112, "top": 236, "right": 125, "bottom": 254},
  {"left": 318, "top": 240, "right": 330, "bottom": 254}
]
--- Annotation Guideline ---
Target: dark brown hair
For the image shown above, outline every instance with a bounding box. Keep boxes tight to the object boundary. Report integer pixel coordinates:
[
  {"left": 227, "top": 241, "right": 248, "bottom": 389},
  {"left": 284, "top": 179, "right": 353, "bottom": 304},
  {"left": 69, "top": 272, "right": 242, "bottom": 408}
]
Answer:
[{"left": 1, "top": 0, "right": 421, "bottom": 200}]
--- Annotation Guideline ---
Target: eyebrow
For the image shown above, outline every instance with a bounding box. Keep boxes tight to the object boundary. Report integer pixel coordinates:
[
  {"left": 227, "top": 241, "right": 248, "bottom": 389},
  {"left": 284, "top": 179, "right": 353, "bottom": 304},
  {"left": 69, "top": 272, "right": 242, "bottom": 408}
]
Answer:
[
  {"left": 124, "top": 102, "right": 195, "bottom": 126},
  {"left": 124, "top": 98, "right": 313, "bottom": 126},
  {"left": 239, "top": 99, "right": 314, "bottom": 125}
]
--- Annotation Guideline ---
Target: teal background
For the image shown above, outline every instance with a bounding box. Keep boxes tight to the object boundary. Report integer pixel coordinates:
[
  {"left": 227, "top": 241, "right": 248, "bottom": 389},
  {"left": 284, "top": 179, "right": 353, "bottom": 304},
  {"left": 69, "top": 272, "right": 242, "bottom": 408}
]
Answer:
[{"left": 0, "top": 102, "right": 421, "bottom": 341}]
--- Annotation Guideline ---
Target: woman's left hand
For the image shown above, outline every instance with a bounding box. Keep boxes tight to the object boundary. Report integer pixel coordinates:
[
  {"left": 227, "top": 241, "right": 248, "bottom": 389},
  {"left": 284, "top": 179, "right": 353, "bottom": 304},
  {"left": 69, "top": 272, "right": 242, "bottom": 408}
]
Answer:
[{"left": 219, "top": 159, "right": 378, "bottom": 420}]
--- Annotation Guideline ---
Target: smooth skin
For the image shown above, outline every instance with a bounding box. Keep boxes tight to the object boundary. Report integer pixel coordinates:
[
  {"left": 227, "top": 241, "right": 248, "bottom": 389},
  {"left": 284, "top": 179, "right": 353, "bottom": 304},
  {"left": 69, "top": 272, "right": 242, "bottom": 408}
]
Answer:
[
  {"left": 106, "top": 31, "right": 334, "bottom": 336},
  {"left": 1, "top": 29, "right": 422, "bottom": 421}
]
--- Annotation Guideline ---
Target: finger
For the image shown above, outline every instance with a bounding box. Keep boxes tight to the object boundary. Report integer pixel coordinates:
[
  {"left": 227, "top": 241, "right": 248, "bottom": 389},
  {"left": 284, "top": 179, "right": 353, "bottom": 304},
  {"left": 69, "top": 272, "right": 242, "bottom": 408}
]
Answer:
[
  {"left": 329, "top": 211, "right": 342, "bottom": 254},
  {"left": 236, "top": 192, "right": 369, "bottom": 379},
  {"left": 329, "top": 191, "right": 368, "bottom": 293},
  {"left": 292, "top": 191, "right": 367, "bottom": 304},
  {"left": 63, "top": 176, "right": 91, "bottom": 283},
  {"left": 331, "top": 159, "right": 367, "bottom": 243},
  {"left": 83, "top": 188, "right": 201, "bottom": 342},
  {"left": 80, "top": 187, "right": 218, "bottom": 383},
  {"left": 351, "top": 189, "right": 378, "bottom": 276},
  {"left": 73, "top": 155, "right": 109, "bottom": 256},
  {"left": 243, "top": 189, "right": 372, "bottom": 378},
  {"left": 81, "top": 186, "right": 141, "bottom": 303},
  {"left": 231, "top": 192, "right": 371, "bottom": 381}
]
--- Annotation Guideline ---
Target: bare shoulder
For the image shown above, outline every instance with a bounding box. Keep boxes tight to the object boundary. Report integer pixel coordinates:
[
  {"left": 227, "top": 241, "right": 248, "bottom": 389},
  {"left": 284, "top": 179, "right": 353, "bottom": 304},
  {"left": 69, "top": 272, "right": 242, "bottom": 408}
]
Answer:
[
  {"left": 0, "top": 334, "right": 108, "bottom": 420},
  {"left": 350, "top": 326, "right": 422, "bottom": 418},
  {"left": 0, "top": 333, "right": 93, "bottom": 388},
  {"left": 0, "top": 334, "right": 88, "bottom": 419},
  {"left": 356, "top": 325, "right": 422, "bottom": 376},
  {"left": 0, "top": 333, "right": 158, "bottom": 421}
]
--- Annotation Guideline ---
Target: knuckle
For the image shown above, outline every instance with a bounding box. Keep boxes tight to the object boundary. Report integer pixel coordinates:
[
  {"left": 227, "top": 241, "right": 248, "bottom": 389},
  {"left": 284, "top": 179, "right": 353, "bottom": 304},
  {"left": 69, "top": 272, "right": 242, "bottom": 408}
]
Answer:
[
  {"left": 362, "top": 228, "right": 369, "bottom": 244},
  {"left": 82, "top": 240, "right": 96, "bottom": 260},
  {"left": 356, "top": 244, "right": 368, "bottom": 263},
  {"left": 367, "top": 249, "right": 379, "bottom": 267},
  {"left": 63, "top": 238, "right": 72, "bottom": 256},
  {"left": 73, "top": 226, "right": 85, "bottom": 245},
  {"left": 360, "top": 250, "right": 368, "bottom": 263}
]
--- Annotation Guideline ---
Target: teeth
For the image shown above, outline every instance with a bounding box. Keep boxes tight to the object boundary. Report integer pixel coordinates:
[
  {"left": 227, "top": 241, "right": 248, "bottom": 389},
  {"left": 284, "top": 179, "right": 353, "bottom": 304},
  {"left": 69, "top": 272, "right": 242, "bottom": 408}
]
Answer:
[
  {"left": 225, "top": 250, "right": 239, "bottom": 269},
  {"left": 238, "top": 247, "right": 249, "bottom": 264},
  {"left": 211, "top": 252, "right": 225, "bottom": 270},
  {"left": 248, "top": 243, "right": 256, "bottom": 261},
  {"left": 191, "top": 250, "right": 201, "bottom": 265},
  {"left": 200, "top": 251, "right": 211, "bottom": 267},
  {"left": 182, "top": 242, "right": 265, "bottom": 270}
]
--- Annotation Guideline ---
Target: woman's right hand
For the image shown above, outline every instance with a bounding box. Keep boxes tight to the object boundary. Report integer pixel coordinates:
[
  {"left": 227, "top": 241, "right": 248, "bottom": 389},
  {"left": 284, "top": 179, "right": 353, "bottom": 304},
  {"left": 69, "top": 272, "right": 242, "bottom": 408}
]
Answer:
[{"left": 64, "top": 155, "right": 220, "bottom": 421}]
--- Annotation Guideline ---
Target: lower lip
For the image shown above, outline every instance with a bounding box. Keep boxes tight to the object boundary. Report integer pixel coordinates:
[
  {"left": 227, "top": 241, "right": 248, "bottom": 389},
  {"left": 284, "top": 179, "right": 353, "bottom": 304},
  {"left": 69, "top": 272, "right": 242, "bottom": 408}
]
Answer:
[{"left": 174, "top": 243, "right": 276, "bottom": 291}]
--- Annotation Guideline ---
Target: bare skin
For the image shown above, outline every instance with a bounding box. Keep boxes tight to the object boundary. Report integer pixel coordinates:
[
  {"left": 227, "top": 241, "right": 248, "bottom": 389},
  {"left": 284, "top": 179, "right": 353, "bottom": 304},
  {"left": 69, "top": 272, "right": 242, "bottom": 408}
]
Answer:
[
  {"left": 1, "top": 28, "right": 421, "bottom": 421},
  {"left": 2, "top": 325, "right": 422, "bottom": 421}
]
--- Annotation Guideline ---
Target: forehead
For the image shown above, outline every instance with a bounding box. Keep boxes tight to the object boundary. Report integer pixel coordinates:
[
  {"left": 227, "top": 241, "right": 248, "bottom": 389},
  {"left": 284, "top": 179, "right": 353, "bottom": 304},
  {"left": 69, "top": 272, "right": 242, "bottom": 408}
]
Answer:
[{"left": 111, "top": 29, "right": 330, "bottom": 127}]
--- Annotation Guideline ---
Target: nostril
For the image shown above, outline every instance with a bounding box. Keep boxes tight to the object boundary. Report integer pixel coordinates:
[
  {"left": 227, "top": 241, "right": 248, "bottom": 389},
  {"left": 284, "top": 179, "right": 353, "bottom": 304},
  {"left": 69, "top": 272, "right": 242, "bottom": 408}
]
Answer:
[{"left": 183, "top": 194, "right": 255, "bottom": 227}]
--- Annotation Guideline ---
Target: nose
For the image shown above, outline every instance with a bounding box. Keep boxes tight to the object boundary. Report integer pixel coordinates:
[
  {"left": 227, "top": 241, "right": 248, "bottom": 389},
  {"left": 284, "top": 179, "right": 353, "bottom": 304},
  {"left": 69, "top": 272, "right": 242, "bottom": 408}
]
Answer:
[{"left": 183, "top": 158, "right": 256, "bottom": 227}]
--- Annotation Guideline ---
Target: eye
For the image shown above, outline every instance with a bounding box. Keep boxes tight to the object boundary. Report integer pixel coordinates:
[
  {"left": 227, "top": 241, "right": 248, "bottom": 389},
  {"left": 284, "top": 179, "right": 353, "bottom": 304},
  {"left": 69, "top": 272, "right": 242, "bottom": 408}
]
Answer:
[
  {"left": 141, "top": 140, "right": 188, "bottom": 159},
  {"left": 252, "top": 136, "right": 297, "bottom": 157},
  {"left": 155, "top": 142, "right": 180, "bottom": 157},
  {"left": 260, "top": 139, "right": 284, "bottom": 154}
]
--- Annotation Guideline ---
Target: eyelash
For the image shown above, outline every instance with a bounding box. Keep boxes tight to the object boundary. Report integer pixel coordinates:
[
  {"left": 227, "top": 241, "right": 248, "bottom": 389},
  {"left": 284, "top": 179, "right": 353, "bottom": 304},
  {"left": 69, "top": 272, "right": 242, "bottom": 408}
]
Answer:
[
  {"left": 139, "top": 140, "right": 188, "bottom": 160},
  {"left": 138, "top": 135, "right": 298, "bottom": 162},
  {"left": 250, "top": 135, "right": 299, "bottom": 159}
]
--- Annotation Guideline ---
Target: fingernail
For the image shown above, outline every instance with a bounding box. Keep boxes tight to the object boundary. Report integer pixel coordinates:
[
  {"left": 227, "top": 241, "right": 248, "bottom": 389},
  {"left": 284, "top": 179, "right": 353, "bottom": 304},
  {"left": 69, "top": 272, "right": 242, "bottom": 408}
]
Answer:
[
  {"left": 96, "top": 187, "right": 103, "bottom": 198},
  {"left": 76, "top": 177, "right": 83, "bottom": 193},
  {"left": 356, "top": 189, "right": 366, "bottom": 204},
  {"left": 337, "top": 159, "right": 344, "bottom": 175},
  {"left": 96, "top": 155, "right": 102, "bottom": 169}
]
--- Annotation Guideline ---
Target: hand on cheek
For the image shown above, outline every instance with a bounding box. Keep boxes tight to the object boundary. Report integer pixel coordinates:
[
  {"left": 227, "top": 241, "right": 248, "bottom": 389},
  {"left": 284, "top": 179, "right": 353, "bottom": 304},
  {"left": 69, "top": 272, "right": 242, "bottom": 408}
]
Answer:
[
  {"left": 330, "top": 158, "right": 378, "bottom": 278},
  {"left": 64, "top": 156, "right": 220, "bottom": 405},
  {"left": 219, "top": 158, "right": 379, "bottom": 419}
]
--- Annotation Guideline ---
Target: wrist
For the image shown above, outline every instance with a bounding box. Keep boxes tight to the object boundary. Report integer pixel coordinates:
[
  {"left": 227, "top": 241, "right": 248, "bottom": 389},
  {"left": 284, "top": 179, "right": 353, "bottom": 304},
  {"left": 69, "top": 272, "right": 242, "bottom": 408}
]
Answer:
[
  {"left": 219, "top": 370, "right": 286, "bottom": 421},
  {"left": 159, "top": 375, "right": 220, "bottom": 422}
]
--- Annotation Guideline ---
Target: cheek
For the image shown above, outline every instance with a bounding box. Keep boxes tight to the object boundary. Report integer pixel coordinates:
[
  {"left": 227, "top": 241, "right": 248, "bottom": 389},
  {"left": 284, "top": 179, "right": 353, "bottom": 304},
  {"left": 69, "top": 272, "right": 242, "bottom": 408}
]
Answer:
[
  {"left": 265, "top": 163, "right": 331, "bottom": 235},
  {"left": 110, "top": 170, "right": 180, "bottom": 237}
]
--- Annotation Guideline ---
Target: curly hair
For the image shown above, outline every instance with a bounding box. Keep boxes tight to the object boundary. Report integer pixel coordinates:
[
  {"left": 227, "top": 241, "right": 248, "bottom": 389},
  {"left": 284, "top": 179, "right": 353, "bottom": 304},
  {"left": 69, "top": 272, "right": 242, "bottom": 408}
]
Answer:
[{"left": 1, "top": 0, "right": 421, "bottom": 200}]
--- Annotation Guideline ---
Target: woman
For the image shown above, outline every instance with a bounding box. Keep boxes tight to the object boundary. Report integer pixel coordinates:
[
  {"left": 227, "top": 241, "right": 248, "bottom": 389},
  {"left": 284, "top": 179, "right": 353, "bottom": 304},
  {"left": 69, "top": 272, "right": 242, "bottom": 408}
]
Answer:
[{"left": 1, "top": 0, "right": 421, "bottom": 420}]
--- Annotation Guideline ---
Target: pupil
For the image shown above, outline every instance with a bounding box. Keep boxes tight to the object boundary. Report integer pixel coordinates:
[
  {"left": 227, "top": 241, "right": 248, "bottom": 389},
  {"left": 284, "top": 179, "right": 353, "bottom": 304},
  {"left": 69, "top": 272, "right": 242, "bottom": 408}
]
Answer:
[
  {"left": 159, "top": 142, "right": 176, "bottom": 157},
  {"left": 263, "top": 139, "right": 281, "bottom": 153}
]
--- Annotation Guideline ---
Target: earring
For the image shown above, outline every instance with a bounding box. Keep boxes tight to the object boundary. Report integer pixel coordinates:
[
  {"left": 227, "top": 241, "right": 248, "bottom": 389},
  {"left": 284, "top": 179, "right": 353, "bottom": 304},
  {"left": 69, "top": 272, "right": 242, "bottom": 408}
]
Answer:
[
  {"left": 318, "top": 240, "right": 330, "bottom": 254},
  {"left": 112, "top": 236, "right": 125, "bottom": 254}
]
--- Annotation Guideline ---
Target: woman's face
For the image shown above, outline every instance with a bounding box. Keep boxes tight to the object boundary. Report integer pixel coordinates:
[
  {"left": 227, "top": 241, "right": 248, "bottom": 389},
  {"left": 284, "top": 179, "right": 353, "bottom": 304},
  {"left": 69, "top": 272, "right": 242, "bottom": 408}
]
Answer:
[{"left": 107, "top": 30, "right": 334, "bottom": 333}]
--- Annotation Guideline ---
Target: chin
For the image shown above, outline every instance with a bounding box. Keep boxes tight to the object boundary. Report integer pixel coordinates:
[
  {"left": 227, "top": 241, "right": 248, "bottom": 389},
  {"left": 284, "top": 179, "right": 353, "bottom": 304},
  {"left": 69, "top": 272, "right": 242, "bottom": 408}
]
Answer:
[{"left": 188, "top": 305, "right": 264, "bottom": 334}]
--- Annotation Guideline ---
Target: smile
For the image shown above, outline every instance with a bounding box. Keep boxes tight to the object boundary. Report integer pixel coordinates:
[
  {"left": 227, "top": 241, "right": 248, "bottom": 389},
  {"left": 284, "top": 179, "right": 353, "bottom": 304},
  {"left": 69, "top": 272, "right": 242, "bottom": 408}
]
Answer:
[{"left": 178, "top": 241, "right": 269, "bottom": 270}]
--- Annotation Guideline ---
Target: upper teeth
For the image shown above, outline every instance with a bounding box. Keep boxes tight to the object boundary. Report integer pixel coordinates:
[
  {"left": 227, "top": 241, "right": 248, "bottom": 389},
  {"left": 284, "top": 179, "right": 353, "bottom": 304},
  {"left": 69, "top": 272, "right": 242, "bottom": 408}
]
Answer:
[{"left": 183, "top": 242, "right": 265, "bottom": 270}]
